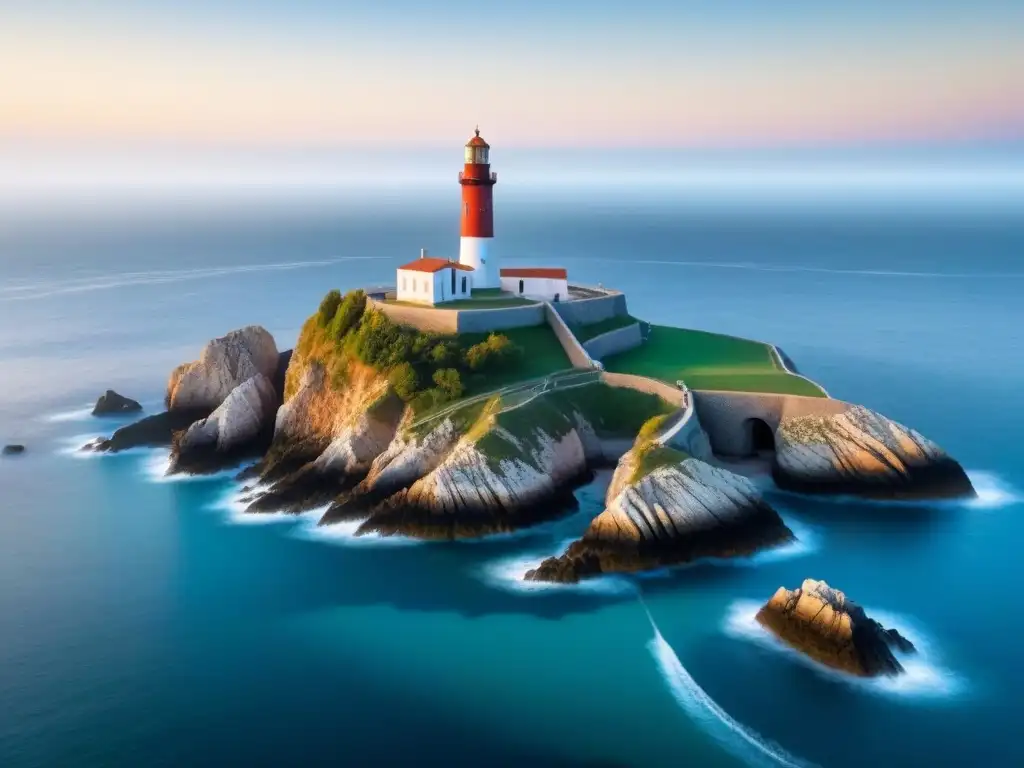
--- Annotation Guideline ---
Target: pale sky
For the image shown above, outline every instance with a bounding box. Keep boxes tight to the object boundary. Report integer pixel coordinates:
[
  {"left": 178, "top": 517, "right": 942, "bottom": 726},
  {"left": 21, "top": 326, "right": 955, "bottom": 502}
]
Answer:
[{"left": 1, "top": 1, "right": 1023, "bottom": 148}]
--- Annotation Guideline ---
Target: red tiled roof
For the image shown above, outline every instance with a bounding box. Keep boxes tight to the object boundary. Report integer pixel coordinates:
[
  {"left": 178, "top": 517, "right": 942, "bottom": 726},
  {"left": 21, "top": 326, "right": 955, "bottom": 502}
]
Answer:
[
  {"left": 500, "top": 267, "right": 567, "bottom": 279},
  {"left": 398, "top": 257, "right": 474, "bottom": 274}
]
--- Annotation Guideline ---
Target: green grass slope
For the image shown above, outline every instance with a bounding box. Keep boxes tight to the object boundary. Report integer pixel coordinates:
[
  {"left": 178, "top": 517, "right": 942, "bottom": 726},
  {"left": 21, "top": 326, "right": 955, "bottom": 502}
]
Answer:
[{"left": 602, "top": 324, "right": 826, "bottom": 397}]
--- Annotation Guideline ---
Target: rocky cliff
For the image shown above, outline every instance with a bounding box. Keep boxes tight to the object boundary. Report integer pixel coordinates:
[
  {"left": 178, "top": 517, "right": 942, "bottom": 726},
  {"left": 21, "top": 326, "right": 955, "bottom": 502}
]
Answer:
[
  {"left": 772, "top": 405, "right": 974, "bottom": 499},
  {"left": 84, "top": 326, "right": 289, "bottom": 468},
  {"left": 526, "top": 435, "right": 792, "bottom": 583},
  {"left": 755, "top": 578, "right": 916, "bottom": 677},
  {"left": 356, "top": 399, "right": 592, "bottom": 538},
  {"left": 166, "top": 325, "right": 279, "bottom": 411}
]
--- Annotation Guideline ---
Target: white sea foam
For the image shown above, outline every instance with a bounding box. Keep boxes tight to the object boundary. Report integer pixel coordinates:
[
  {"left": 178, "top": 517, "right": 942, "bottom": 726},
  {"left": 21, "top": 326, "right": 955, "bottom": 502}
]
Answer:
[
  {"left": 140, "top": 450, "right": 253, "bottom": 484},
  {"left": 56, "top": 433, "right": 107, "bottom": 458},
  {"left": 722, "top": 599, "right": 964, "bottom": 700},
  {"left": 43, "top": 405, "right": 96, "bottom": 423},
  {"left": 645, "top": 601, "right": 815, "bottom": 768},
  {"left": 204, "top": 482, "right": 311, "bottom": 526},
  {"left": 291, "top": 516, "right": 422, "bottom": 548},
  {"left": 963, "top": 471, "right": 1020, "bottom": 509},
  {"left": 478, "top": 539, "right": 634, "bottom": 595}
]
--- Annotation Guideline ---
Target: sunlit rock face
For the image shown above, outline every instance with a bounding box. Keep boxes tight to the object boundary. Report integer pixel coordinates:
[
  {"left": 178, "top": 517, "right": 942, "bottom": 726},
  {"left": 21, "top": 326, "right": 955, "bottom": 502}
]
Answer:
[
  {"left": 772, "top": 405, "right": 974, "bottom": 499},
  {"left": 166, "top": 325, "right": 279, "bottom": 412},
  {"left": 525, "top": 447, "right": 792, "bottom": 583},
  {"left": 756, "top": 579, "right": 916, "bottom": 677}
]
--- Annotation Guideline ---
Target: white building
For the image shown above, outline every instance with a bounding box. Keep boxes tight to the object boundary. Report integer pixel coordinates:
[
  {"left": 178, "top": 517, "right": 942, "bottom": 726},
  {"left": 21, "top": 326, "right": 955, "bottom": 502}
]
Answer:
[
  {"left": 395, "top": 253, "right": 474, "bottom": 305},
  {"left": 500, "top": 268, "right": 569, "bottom": 302}
]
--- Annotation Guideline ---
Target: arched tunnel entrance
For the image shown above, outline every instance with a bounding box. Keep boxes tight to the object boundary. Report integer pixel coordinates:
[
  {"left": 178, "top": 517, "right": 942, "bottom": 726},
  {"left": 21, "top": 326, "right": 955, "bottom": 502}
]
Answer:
[{"left": 747, "top": 418, "right": 776, "bottom": 456}]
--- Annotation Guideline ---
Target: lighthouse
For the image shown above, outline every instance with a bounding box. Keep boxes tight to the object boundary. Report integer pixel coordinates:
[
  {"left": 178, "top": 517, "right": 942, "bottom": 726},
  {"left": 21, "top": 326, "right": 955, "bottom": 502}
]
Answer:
[{"left": 458, "top": 127, "right": 499, "bottom": 288}]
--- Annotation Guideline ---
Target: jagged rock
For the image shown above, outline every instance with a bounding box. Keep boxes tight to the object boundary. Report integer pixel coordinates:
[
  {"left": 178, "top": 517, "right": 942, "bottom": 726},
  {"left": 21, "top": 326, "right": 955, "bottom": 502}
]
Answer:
[
  {"left": 92, "top": 390, "right": 142, "bottom": 416},
  {"left": 772, "top": 405, "right": 975, "bottom": 499},
  {"left": 526, "top": 446, "right": 792, "bottom": 583},
  {"left": 755, "top": 578, "right": 916, "bottom": 677},
  {"left": 170, "top": 374, "right": 278, "bottom": 473},
  {"left": 355, "top": 423, "right": 591, "bottom": 539},
  {"left": 82, "top": 408, "right": 210, "bottom": 453},
  {"left": 3, "top": 444, "right": 26, "bottom": 455},
  {"left": 166, "top": 325, "right": 279, "bottom": 412}
]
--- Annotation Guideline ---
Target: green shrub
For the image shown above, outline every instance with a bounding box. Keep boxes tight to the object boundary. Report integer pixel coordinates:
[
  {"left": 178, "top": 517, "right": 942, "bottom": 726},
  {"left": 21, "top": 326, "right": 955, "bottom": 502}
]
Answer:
[
  {"left": 432, "top": 368, "right": 464, "bottom": 402},
  {"left": 429, "top": 341, "right": 457, "bottom": 366},
  {"left": 389, "top": 362, "right": 420, "bottom": 402},
  {"left": 329, "top": 289, "right": 368, "bottom": 342},
  {"left": 317, "top": 289, "right": 342, "bottom": 327},
  {"left": 465, "top": 333, "right": 522, "bottom": 372}
]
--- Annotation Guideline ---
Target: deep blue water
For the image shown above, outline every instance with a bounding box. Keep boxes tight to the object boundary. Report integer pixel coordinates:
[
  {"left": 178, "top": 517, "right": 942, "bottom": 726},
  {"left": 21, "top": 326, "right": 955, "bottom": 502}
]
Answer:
[{"left": 1, "top": 187, "right": 1023, "bottom": 767}]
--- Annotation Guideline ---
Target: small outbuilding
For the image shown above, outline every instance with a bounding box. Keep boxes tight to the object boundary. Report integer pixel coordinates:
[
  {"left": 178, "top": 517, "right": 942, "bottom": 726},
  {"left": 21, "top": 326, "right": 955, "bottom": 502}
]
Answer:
[
  {"left": 396, "top": 254, "right": 474, "bottom": 305},
  {"left": 500, "top": 267, "right": 569, "bottom": 302}
]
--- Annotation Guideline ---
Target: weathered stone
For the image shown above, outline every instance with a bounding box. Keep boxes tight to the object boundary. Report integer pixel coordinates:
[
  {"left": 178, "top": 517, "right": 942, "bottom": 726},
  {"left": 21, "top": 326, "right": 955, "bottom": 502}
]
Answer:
[
  {"left": 82, "top": 408, "right": 210, "bottom": 453},
  {"left": 92, "top": 390, "right": 142, "bottom": 416},
  {"left": 356, "top": 424, "right": 591, "bottom": 539},
  {"left": 166, "top": 325, "right": 279, "bottom": 412},
  {"left": 526, "top": 447, "right": 792, "bottom": 583},
  {"left": 773, "top": 405, "right": 974, "bottom": 499},
  {"left": 755, "top": 579, "right": 916, "bottom": 677}
]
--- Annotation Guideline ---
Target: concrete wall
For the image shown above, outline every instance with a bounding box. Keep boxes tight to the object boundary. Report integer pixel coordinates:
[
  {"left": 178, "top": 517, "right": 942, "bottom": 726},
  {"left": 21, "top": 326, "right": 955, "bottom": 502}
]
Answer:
[
  {"left": 692, "top": 390, "right": 850, "bottom": 457},
  {"left": 456, "top": 304, "right": 545, "bottom": 333},
  {"left": 368, "top": 299, "right": 546, "bottom": 335},
  {"left": 544, "top": 302, "right": 596, "bottom": 370},
  {"left": 599, "top": 372, "right": 686, "bottom": 407},
  {"left": 584, "top": 322, "right": 643, "bottom": 360},
  {"left": 554, "top": 290, "right": 628, "bottom": 326}
]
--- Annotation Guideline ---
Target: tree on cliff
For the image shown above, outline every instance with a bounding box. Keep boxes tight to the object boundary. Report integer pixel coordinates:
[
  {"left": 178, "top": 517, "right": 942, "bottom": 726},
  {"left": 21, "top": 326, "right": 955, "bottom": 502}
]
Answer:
[{"left": 432, "top": 368, "right": 464, "bottom": 402}]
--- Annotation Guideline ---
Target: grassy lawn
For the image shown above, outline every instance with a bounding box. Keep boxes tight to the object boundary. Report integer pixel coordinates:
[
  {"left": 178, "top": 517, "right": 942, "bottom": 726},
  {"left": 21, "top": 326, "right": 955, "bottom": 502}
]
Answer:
[
  {"left": 602, "top": 324, "right": 827, "bottom": 397},
  {"left": 384, "top": 296, "right": 536, "bottom": 309},
  {"left": 459, "top": 324, "right": 573, "bottom": 395},
  {"left": 571, "top": 314, "right": 638, "bottom": 342}
]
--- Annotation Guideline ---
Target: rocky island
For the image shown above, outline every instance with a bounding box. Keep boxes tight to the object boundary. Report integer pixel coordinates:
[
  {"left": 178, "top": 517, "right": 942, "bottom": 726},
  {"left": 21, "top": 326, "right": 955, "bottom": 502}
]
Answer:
[
  {"left": 755, "top": 578, "right": 916, "bottom": 677},
  {"left": 82, "top": 283, "right": 975, "bottom": 575}
]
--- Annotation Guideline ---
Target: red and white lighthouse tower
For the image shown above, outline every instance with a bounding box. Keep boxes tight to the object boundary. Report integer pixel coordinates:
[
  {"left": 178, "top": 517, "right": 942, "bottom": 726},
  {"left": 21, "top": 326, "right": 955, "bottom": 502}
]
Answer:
[{"left": 458, "top": 127, "right": 499, "bottom": 288}]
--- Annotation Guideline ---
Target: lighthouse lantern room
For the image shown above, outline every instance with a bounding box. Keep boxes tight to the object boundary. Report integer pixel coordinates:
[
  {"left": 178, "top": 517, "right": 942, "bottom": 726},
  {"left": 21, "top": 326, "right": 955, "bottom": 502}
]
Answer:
[{"left": 458, "top": 127, "right": 499, "bottom": 288}]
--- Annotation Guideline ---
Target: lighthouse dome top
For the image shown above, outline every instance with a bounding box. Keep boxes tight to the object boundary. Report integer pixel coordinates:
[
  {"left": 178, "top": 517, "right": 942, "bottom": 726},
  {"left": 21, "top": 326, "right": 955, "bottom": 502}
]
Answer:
[{"left": 466, "top": 126, "right": 490, "bottom": 148}]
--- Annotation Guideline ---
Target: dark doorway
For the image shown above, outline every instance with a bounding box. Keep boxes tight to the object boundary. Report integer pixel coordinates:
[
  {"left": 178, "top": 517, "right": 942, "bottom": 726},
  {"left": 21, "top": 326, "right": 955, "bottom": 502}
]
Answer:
[
  {"left": 749, "top": 418, "right": 775, "bottom": 454},
  {"left": 451, "top": 269, "right": 456, "bottom": 295},
  {"left": 461, "top": 276, "right": 467, "bottom": 294},
  {"left": 519, "top": 279, "right": 524, "bottom": 294}
]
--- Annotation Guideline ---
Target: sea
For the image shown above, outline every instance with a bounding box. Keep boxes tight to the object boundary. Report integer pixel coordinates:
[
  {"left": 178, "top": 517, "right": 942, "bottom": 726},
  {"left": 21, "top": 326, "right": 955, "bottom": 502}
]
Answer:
[{"left": 1, "top": 149, "right": 1023, "bottom": 767}]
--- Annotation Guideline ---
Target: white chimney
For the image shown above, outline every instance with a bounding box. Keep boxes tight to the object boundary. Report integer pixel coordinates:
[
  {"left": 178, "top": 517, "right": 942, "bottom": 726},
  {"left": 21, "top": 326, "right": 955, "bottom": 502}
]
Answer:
[{"left": 420, "top": 248, "right": 427, "bottom": 259}]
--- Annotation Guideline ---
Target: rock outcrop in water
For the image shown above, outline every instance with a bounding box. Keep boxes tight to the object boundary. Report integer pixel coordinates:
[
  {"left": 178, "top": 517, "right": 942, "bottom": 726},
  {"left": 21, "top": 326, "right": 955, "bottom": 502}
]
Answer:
[
  {"left": 83, "top": 408, "right": 210, "bottom": 453},
  {"left": 170, "top": 374, "right": 278, "bottom": 473},
  {"left": 526, "top": 437, "right": 792, "bottom": 583},
  {"left": 772, "top": 405, "right": 974, "bottom": 499},
  {"left": 92, "top": 390, "right": 142, "bottom": 416},
  {"left": 166, "top": 325, "right": 279, "bottom": 411},
  {"left": 84, "top": 328, "right": 291, "bottom": 466},
  {"left": 755, "top": 578, "right": 916, "bottom": 677},
  {"left": 3, "top": 444, "right": 26, "bottom": 456}
]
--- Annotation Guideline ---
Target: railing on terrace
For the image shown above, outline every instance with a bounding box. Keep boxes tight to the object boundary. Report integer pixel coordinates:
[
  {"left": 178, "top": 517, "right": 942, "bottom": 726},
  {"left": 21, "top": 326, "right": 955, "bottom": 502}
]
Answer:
[{"left": 458, "top": 171, "right": 498, "bottom": 183}]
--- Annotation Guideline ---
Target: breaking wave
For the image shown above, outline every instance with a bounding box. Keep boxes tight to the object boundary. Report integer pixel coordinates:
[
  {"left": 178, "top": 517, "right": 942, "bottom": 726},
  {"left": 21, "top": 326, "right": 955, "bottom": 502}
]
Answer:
[
  {"left": 290, "top": 516, "right": 422, "bottom": 548},
  {"left": 963, "top": 471, "right": 1020, "bottom": 509},
  {"left": 478, "top": 546, "right": 634, "bottom": 595}
]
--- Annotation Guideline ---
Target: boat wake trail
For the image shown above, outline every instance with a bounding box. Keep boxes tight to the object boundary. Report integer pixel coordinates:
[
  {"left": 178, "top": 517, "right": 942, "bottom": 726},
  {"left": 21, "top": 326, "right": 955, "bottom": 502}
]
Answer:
[{"left": 641, "top": 595, "right": 816, "bottom": 768}]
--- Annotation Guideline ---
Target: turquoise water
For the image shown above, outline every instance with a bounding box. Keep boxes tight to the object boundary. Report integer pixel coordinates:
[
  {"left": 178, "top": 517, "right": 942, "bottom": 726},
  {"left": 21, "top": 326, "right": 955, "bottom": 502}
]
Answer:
[{"left": 1, "top": 189, "right": 1023, "bottom": 767}]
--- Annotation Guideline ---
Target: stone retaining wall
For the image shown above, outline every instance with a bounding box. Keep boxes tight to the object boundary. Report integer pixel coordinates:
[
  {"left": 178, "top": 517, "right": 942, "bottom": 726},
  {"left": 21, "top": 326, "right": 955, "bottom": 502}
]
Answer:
[
  {"left": 369, "top": 299, "right": 545, "bottom": 335},
  {"left": 544, "top": 302, "right": 595, "bottom": 369},
  {"left": 583, "top": 322, "right": 643, "bottom": 360},
  {"left": 691, "top": 390, "right": 849, "bottom": 457},
  {"left": 554, "top": 290, "right": 628, "bottom": 326}
]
